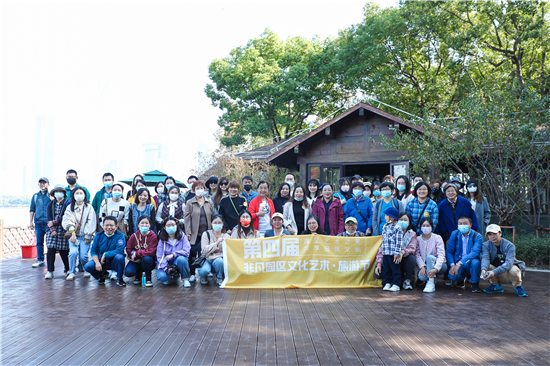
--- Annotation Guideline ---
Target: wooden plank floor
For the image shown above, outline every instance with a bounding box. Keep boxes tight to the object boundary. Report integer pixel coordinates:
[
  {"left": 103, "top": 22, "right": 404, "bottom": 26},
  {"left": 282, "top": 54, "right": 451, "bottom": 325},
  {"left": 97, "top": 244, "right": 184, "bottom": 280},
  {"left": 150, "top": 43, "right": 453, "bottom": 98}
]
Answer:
[{"left": 1, "top": 256, "right": 549, "bottom": 366}]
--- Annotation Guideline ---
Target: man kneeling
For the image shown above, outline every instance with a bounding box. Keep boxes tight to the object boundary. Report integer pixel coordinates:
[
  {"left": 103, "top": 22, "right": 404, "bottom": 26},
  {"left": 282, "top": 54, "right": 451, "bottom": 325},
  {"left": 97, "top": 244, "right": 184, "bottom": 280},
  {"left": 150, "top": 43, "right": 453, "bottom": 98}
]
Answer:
[
  {"left": 481, "top": 224, "right": 527, "bottom": 297},
  {"left": 84, "top": 216, "right": 126, "bottom": 287},
  {"left": 446, "top": 216, "right": 483, "bottom": 292}
]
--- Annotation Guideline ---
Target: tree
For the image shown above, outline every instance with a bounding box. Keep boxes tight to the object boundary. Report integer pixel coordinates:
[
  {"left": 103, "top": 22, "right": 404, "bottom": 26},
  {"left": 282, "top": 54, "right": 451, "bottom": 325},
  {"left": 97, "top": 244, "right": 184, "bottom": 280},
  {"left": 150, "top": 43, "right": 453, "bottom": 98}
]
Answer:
[
  {"left": 205, "top": 29, "right": 346, "bottom": 147},
  {"left": 380, "top": 86, "right": 550, "bottom": 234}
]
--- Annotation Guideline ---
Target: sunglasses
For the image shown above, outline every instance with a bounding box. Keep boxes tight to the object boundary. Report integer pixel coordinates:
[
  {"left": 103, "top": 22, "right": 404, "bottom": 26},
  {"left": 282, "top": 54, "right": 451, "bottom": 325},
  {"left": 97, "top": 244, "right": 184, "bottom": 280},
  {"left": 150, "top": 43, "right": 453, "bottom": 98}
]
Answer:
[
  {"left": 220, "top": 182, "right": 228, "bottom": 186},
  {"left": 466, "top": 185, "right": 477, "bottom": 188}
]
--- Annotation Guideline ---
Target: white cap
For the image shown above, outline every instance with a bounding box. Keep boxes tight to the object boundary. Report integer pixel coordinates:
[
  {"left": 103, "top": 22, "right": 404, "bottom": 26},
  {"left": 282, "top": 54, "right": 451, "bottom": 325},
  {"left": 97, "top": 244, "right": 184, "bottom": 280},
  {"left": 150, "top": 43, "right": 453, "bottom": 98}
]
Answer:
[
  {"left": 271, "top": 213, "right": 284, "bottom": 220},
  {"left": 486, "top": 224, "right": 501, "bottom": 236}
]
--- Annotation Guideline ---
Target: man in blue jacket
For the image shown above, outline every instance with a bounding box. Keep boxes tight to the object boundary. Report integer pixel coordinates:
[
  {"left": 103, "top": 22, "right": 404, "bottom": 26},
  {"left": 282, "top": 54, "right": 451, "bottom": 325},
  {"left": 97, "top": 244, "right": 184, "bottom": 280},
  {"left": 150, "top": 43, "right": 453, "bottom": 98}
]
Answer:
[
  {"left": 344, "top": 182, "right": 373, "bottom": 235},
  {"left": 91, "top": 173, "right": 115, "bottom": 213},
  {"left": 446, "top": 216, "right": 483, "bottom": 292},
  {"left": 84, "top": 216, "right": 126, "bottom": 286},
  {"left": 438, "top": 184, "right": 479, "bottom": 243},
  {"left": 29, "top": 177, "right": 52, "bottom": 268}
]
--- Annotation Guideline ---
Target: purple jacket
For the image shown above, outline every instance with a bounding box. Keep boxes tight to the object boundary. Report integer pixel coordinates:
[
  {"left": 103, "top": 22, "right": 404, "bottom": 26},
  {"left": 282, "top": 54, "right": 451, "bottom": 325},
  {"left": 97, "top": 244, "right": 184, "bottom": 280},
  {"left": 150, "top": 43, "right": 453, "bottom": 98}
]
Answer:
[
  {"left": 156, "top": 231, "right": 190, "bottom": 272},
  {"left": 311, "top": 197, "right": 345, "bottom": 236}
]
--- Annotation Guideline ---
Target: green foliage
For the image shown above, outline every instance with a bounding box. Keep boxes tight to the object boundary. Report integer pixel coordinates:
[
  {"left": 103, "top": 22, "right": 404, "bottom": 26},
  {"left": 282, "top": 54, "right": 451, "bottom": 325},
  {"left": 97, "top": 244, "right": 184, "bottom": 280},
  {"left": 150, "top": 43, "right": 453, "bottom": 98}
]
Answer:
[{"left": 513, "top": 234, "right": 550, "bottom": 268}]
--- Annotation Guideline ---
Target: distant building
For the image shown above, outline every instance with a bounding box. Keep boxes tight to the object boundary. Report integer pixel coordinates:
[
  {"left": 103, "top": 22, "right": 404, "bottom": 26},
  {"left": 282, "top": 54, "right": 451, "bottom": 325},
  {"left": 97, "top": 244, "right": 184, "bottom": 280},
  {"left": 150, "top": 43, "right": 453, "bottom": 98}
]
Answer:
[{"left": 143, "top": 143, "right": 168, "bottom": 172}]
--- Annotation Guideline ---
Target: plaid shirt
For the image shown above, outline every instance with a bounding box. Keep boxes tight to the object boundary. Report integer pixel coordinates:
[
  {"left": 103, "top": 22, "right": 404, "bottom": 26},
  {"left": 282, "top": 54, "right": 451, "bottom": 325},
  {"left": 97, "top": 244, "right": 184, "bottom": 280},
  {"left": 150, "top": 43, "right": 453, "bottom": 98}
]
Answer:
[
  {"left": 406, "top": 197, "right": 439, "bottom": 234},
  {"left": 382, "top": 222, "right": 403, "bottom": 256}
]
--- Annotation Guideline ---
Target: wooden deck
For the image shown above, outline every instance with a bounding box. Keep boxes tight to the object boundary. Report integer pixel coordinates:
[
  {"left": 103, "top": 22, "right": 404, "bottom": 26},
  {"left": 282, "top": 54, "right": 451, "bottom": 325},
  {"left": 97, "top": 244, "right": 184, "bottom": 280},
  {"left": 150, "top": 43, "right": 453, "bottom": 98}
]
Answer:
[{"left": 1, "top": 256, "right": 549, "bottom": 366}]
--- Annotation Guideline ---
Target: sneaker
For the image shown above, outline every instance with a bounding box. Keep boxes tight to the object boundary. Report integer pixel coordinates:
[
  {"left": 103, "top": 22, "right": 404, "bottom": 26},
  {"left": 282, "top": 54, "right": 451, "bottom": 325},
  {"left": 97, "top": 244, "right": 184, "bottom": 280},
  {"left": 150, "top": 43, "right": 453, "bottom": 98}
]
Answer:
[
  {"left": 217, "top": 279, "right": 223, "bottom": 286},
  {"left": 415, "top": 280, "right": 426, "bottom": 289},
  {"left": 98, "top": 276, "right": 106, "bottom": 285},
  {"left": 64, "top": 269, "right": 69, "bottom": 274},
  {"left": 207, "top": 273, "right": 214, "bottom": 277},
  {"left": 403, "top": 279, "right": 413, "bottom": 290},
  {"left": 183, "top": 280, "right": 191, "bottom": 288},
  {"left": 116, "top": 279, "right": 126, "bottom": 287},
  {"left": 383, "top": 283, "right": 391, "bottom": 291},
  {"left": 456, "top": 280, "right": 466, "bottom": 289},
  {"left": 83, "top": 272, "right": 91, "bottom": 278},
  {"left": 66, "top": 273, "right": 75, "bottom": 281},
  {"left": 32, "top": 261, "right": 45, "bottom": 268},
  {"left": 484, "top": 284, "right": 504, "bottom": 293},
  {"left": 471, "top": 283, "right": 481, "bottom": 293},
  {"left": 133, "top": 278, "right": 141, "bottom": 285},
  {"left": 388, "top": 284, "right": 400, "bottom": 292},
  {"left": 514, "top": 286, "right": 528, "bottom": 297},
  {"left": 423, "top": 282, "right": 436, "bottom": 293},
  {"left": 146, "top": 280, "right": 153, "bottom": 287},
  {"left": 189, "top": 275, "right": 196, "bottom": 282},
  {"left": 200, "top": 276, "right": 208, "bottom": 285},
  {"left": 110, "top": 272, "right": 117, "bottom": 281},
  {"left": 45, "top": 271, "right": 54, "bottom": 279},
  {"left": 163, "top": 280, "right": 170, "bottom": 285}
]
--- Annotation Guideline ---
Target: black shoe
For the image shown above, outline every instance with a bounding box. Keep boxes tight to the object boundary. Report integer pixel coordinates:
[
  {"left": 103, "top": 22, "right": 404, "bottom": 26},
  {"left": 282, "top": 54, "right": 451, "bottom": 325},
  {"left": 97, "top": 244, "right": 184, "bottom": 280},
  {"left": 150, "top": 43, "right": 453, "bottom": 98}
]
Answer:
[
  {"left": 98, "top": 277, "right": 106, "bottom": 285},
  {"left": 471, "top": 283, "right": 481, "bottom": 293},
  {"left": 456, "top": 280, "right": 466, "bottom": 289},
  {"left": 116, "top": 279, "right": 126, "bottom": 287},
  {"left": 415, "top": 280, "right": 426, "bottom": 289}
]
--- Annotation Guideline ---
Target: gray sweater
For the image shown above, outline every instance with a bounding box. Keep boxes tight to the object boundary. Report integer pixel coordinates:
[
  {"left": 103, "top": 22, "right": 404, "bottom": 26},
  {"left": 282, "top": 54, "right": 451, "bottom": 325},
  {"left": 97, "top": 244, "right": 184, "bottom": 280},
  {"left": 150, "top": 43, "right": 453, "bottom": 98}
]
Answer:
[{"left": 481, "top": 237, "right": 525, "bottom": 276}]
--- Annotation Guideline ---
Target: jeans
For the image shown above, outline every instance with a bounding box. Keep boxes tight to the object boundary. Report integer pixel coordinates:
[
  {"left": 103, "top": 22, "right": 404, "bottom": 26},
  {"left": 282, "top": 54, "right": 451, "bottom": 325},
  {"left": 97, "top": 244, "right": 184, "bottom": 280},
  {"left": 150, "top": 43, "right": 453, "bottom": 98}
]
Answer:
[
  {"left": 449, "top": 258, "right": 481, "bottom": 284},
  {"left": 375, "top": 254, "right": 416, "bottom": 281},
  {"left": 157, "top": 256, "right": 190, "bottom": 282},
  {"left": 197, "top": 257, "right": 224, "bottom": 280},
  {"left": 84, "top": 254, "right": 125, "bottom": 280},
  {"left": 418, "top": 255, "right": 448, "bottom": 282},
  {"left": 382, "top": 255, "right": 402, "bottom": 286},
  {"left": 124, "top": 256, "right": 156, "bottom": 280},
  {"left": 68, "top": 236, "right": 90, "bottom": 274},
  {"left": 35, "top": 223, "right": 48, "bottom": 262},
  {"left": 46, "top": 248, "right": 69, "bottom": 272}
]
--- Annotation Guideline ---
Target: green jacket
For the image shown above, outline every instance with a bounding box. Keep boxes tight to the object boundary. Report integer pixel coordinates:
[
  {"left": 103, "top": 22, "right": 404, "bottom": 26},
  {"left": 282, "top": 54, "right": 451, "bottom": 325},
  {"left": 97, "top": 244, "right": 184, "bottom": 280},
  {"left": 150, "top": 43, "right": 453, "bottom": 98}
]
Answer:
[
  {"left": 92, "top": 187, "right": 108, "bottom": 214},
  {"left": 65, "top": 184, "right": 91, "bottom": 205}
]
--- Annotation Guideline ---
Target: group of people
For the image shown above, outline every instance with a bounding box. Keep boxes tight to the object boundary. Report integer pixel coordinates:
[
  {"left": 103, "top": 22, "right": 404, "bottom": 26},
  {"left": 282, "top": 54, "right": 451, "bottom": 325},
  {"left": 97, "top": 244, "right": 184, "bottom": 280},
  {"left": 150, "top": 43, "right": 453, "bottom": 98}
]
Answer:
[{"left": 28, "top": 170, "right": 527, "bottom": 296}]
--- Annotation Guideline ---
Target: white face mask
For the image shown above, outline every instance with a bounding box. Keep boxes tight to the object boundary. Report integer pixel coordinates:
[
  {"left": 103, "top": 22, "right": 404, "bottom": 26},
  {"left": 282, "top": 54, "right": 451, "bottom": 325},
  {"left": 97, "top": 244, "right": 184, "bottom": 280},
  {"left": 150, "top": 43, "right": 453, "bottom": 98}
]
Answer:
[
  {"left": 421, "top": 227, "right": 432, "bottom": 235},
  {"left": 195, "top": 189, "right": 206, "bottom": 197},
  {"left": 341, "top": 185, "right": 349, "bottom": 193},
  {"left": 467, "top": 186, "right": 477, "bottom": 193},
  {"left": 74, "top": 194, "right": 85, "bottom": 202},
  {"left": 169, "top": 193, "right": 179, "bottom": 201}
]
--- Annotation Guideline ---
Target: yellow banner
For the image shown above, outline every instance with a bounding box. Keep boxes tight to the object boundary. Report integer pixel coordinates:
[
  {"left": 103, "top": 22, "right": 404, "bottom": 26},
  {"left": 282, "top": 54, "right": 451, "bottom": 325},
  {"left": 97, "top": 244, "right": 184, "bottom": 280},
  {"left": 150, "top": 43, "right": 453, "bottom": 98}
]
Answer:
[{"left": 221, "top": 235, "right": 382, "bottom": 289}]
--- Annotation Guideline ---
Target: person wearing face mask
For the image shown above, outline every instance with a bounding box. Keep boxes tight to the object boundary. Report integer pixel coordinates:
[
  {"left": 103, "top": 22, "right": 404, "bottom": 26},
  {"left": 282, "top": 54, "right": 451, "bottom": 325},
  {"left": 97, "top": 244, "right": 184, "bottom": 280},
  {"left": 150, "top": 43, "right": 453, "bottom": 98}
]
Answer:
[
  {"left": 29, "top": 177, "right": 52, "bottom": 268},
  {"left": 92, "top": 173, "right": 115, "bottom": 214},
  {"left": 156, "top": 186, "right": 185, "bottom": 229},
  {"left": 126, "top": 174, "right": 144, "bottom": 200},
  {"left": 197, "top": 214, "right": 230, "bottom": 286},
  {"left": 284, "top": 173, "right": 296, "bottom": 195},
  {"left": 125, "top": 216, "right": 158, "bottom": 287},
  {"left": 372, "top": 182, "right": 405, "bottom": 236},
  {"left": 283, "top": 185, "right": 310, "bottom": 235},
  {"left": 153, "top": 182, "right": 164, "bottom": 207},
  {"left": 218, "top": 181, "right": 247, "bottom": 234},
  {"left": 446, "top": 216, "right": 483, "bottom": 292},
  {"left": 248, "top": 180, "right": 276, "bottom": 236},
  {"left": 127, "top": 179, "right": 157, "bottom": 208},
  {"left": 64, "top": 169, "right": 91, "bottom": 201},
  {"left": 129, "top": 188, "right": 157, "bottom": 235},
  {"left": 62, "top": 187, "right": 97, "bottom": 281},
  {"left": 429, "top": 179, "right": 443, "bottom": 203},
  {"left": 363, "top": 182, "right": 376, "bottom": 205},
  {"left": 272, "top": 182, "right": 291, "bottom": 214},
  {"left": 337, "top": 217, "right": 365, "bottom": 237},
  {"left": 158, "top": 176, "right": 185, "bottom": 205},
  {"left": 98, "top": 183, "right": 130, "bottom": 232},
  {"left": 44, "top": 185, "right": 69, "bottom": 279},
  {"left": 464, "top": 179, "right": 491, "bottom": 238},
  {"left": 415, "top": 218, "right": 447, "bottom": 292},
  {"left": 394, "top": 175, "right": 413, "bottom": 207},
  {"left": 156, "top": 217, "right": 192, "bottom": 287},
  {"left": 84, "top": 216, "right": 126, "bottom": 286},
  {"left": 264, "top": 213, "right": 291, "bottom": 238},
  {"left": 305, "top": 178, "right": 320, "bottom": 204},
  {"left": 182, "top": 175, "right": 199, "bottom": 203},
  {"left": 377, "top": 207, "right": 403, "bottom": 292},
  {"left": 406, "top": 182, "right": 439, "bottom": 235},
  {"left": 231, "top": 210, "right": 261, "bottom": 239},
  {"left": 184, "top": 181, "right": 214, "bottom": 282},
  {"left": 334, "top": 177, "right": 352, "bottom": 206},
  {"left": 371, "top": 181, "right": 382, "bottom": 203},
  {"left": 240, "top": 175, "right": 258, "bottom": 205},
  {"left": 438, "top": 184, "right": 479, "bottom": 244},
  {"left": 311, "top": 183, "right": 345, "bottom": 236},
  {"left": 374, "top": 213, "right": 418, "bottom": 290},
  {"left": 344, "top": 182, "right": 374, "bottom": 236}
]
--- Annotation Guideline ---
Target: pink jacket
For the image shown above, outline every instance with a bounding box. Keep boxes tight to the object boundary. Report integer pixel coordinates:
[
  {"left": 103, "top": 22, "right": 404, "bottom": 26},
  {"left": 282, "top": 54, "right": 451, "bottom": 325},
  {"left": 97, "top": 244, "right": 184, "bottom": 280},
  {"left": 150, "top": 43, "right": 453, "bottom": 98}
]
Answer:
[
  {"left": 376, "top": 230, "right": 417, "bottom": 267},
  {"left": 311, "top": 197, "right": 345, "bottom": 236},
  {"left": 415, "top": 233, "right": 446, "bottom": 270}
]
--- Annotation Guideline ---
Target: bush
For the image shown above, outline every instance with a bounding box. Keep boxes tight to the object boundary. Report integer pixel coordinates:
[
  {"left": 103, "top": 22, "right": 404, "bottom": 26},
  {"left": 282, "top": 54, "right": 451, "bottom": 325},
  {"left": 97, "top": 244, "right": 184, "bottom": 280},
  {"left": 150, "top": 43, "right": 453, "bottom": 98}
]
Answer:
[{"left": 511, "top": 234, "right": 550, "bottom": 268}]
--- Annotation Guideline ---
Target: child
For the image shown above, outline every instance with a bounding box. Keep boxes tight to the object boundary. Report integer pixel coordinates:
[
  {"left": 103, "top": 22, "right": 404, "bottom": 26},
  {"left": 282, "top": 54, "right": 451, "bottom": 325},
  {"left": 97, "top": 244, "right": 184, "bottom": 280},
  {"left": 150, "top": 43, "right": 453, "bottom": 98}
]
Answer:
[{"left": 381, "top": 207, "right": 403, "bottom": 292}]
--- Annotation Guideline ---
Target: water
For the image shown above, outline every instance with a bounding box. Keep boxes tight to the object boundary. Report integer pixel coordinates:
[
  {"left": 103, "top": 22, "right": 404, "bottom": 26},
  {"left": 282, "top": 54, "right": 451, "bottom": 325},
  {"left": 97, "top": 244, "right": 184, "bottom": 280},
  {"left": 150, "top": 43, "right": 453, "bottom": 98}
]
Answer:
[{"left": 0, "top": 207, "right": 31, "bottom": 227}]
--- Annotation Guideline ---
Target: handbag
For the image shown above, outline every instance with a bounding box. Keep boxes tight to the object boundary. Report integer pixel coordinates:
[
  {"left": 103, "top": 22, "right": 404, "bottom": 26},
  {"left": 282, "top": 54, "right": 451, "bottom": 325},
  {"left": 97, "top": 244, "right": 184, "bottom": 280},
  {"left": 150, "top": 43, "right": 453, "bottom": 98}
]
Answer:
[
  {"left": 191, "top": 231, "right": 210, "bottom": 268},
  {"left": 65, "top": 206, "right": 85, "bottom": 239}
]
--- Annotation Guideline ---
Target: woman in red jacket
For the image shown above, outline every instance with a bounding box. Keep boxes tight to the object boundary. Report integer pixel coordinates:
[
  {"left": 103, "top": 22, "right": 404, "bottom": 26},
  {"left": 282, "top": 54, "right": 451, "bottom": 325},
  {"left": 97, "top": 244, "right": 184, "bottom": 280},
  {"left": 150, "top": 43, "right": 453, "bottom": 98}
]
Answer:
[
  {"left": 311, "top": 183, "right": 345, "bottom": 236},
  {"left": 248, "top": 180, "right": 275, "bottom": 236},
  {"left": 124, "top": 216, "right": 158, "bottom": 287}
]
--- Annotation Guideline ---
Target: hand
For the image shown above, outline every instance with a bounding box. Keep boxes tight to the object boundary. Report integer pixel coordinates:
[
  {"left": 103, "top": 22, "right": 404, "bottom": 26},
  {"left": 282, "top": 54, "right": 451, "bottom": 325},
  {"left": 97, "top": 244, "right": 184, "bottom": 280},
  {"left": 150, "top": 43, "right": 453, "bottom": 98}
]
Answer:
[
  {"left": 70, "top": 233, "right": 77, "bottom": 244},
  {"left": 288, "top": 227, "right": 296, "bottom": 235},
  {"left": 186, "top": 234, "right": 191, "bottom": 241},
  {"left": 29, "top": 223, "right": 35, "bottom": 230},
  {"left": 227, "top": 229, "right": 232, "bottom": 235},
  {"left": 84, "top": 238, "right": 90, "bottom": 245},
  {"left": 101, "top": 253, "right": 106, "bottom": 264},
  {"left": 166, "top": 254, "right": 173, "bottom": 261},
  {"left": 428, "top": 269, "right": 438, "bottom": 278},
  {"left": 52, "top": 231, "right": 57, "bottom": 237},
  {"left": 47, "top": 221, "right": 54, "bottom": 228},
  {"left": 257, "top": 211, "right": 265, "bottom": 217},
  {"left": 95, "top": 262, "right": 102, "bottom": 272},
  {"left": 375, "top": 265, "right": 381, "bottom": 276},
  {"left": 393, "top": 254, "right": 402, "bottom": 264},
  {"left": 419, "top": 267, "right": 427, "bottom": 278},
  {"left": 366, "top": 228, "right": 372, "bottom": 236},
  {"left": 449, "top": 264, "right": 460, "bottom": 276},
  {"left": 484, "top": 270, "right": 495, "bottom": 280}
]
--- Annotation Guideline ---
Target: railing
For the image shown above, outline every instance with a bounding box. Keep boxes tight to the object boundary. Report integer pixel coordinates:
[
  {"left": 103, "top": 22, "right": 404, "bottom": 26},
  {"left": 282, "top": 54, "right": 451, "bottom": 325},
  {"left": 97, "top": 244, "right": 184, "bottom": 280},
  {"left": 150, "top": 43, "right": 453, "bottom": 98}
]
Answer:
[{"left": 1, "top": 219, "right": 35, "bottom": 260}]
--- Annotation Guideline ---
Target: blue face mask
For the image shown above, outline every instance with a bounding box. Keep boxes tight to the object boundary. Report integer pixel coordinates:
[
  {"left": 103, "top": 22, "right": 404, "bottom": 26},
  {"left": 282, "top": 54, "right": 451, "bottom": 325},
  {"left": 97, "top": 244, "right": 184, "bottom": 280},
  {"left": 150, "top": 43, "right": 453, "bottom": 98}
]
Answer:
[
  {"left": 212, "top": 224, "right": 224, "bottom": 232},
  {"left": 286, "top": 181, "right": 294, "bottom": 188},
  {"left": 54, "top": 192, "right": 64, "bottom": 199},
  {"left": 105, "top": 232, "right": 114, "bottom": 238},
  {"left": 398, "top": 221, "right": 409, "bottom": 230},
  {"left": 381, "top": 190, "right": 392, "bottom": 198},
  {"left": 458, "top": 225, "right": 470, "bottom": 234},
  {"left": 112, "top": 191, "right": 122, "bottom": 199},
  {"left": 166, "top": 226, "right": 177, "bottom": 235},
  {"left": 397, "top": 185, "right": 406, "bottom": 192},
  {"left": 346, "top": 230, "right": 356, "bottom": 236},
  {"left": 104, "top": 181, "right": 113, "bottom": 188},
  {"left": 139, "top": 226, "right": 150, "bottom": 234},
  {"left": 352, "top": 189, "right": 363, "bottom": 198},
  {"left": 373, "top": 190, "right": 381, "bottom": 197},
  {"left": 40, "top": 188, "right": 48, "bottom": 192},
  {"left": 294, "top": 196, "right": 304, "bottom": 202}
]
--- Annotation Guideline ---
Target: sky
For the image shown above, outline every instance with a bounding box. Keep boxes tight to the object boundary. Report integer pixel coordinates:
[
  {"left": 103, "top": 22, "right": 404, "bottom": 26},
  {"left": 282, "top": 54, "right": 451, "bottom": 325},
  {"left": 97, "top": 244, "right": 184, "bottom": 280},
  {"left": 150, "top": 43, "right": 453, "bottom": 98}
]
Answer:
[{"left": 1, "top": 0, "right": 397, "bottom": 197}]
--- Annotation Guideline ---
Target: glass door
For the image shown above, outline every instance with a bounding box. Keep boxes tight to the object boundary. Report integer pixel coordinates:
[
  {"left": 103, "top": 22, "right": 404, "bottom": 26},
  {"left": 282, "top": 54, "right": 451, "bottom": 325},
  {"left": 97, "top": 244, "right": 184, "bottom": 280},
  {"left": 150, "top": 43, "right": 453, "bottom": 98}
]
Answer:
[
  {"left": 321, "top": 165, "right": 342, "bottom": 189},
  {"left": 391, "top": 162, "right": 409, "bottom": 178}
]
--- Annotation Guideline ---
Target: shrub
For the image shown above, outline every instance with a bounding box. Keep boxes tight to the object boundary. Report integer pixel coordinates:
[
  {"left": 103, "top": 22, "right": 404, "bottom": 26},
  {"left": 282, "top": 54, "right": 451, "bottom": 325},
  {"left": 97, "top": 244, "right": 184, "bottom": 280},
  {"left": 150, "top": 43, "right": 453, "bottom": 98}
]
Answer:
[{"left": 511, "top": 234, "right": 550, "bottom": 268}]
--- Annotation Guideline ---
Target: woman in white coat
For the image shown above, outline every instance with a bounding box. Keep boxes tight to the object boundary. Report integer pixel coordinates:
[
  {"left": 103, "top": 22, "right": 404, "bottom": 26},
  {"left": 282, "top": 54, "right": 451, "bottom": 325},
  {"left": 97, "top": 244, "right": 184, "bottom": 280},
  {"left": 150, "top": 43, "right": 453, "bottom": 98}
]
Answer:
[{"left": 283, "top": 185, "right": 310, "bottom": 235}]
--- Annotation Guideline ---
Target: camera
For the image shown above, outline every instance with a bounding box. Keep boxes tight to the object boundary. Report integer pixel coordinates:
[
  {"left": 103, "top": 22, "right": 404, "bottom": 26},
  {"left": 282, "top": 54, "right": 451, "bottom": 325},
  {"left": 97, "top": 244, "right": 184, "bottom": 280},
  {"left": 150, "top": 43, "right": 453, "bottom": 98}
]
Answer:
[{"left": 166, "top": 264, "right": 180, "bottom": 278}]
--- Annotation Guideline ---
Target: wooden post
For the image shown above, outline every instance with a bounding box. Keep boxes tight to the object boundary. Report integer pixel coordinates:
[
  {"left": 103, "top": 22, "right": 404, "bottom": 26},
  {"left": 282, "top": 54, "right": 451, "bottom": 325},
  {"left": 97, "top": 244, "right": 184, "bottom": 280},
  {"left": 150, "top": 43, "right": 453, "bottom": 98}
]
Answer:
[{"left": 0, "top": 219, "right": 4, "bottom": 260}]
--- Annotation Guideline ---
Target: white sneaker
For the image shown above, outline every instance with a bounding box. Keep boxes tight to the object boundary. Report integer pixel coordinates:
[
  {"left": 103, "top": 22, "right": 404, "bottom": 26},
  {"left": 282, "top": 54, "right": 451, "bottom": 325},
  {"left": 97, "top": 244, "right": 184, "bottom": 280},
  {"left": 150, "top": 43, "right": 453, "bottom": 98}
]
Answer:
[
  {"left": 189, "top": 275, "right": 196, "bottom": 282},
  {"left": 66, "top": 273, "right": 75, "bottom": 281},
  {"left": 83, "top": 272, "right": 91, "bottom": 278},
  {"left": 207, "top": 273, "right": 214, "bottom": 277},
  {"left": 217, "top": 279, "right": 223, "bottom": 286},
  {"left": 32, "top": 261, "right": 45, "bottom": 268},
  {"left": 424, "top": 281, "right": 436, "bottom": 293},
  {"left": 183, "top": 280, "right": 191, "bottom": 288},
  {"left": 389, "top": 284, "right": 400, "bottom": 292},
  {"left": 110, "top": 272, "right": 117, "bottom": 281},
  {"left": 45, "top": 271, "right": 54, "bottom": 279},
  {"left": 403, "top": 279, "right": 413, "bottom": 290},
  {"left": 383, "top": 283, "right": 391, "bottom": 291},
  {"left": 200, "top": 276, "right": 208, "bottom": 285}
]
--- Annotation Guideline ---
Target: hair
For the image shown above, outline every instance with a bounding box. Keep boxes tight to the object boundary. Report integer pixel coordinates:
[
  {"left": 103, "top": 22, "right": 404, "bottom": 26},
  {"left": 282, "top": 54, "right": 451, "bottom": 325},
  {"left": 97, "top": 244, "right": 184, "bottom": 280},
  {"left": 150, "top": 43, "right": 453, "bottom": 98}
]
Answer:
[
  {"left": 320, "top": 183, "right": 333, "bottom": 192},
  {"left": 257, "top": 180, "right": 269, "bottom": 189},
  {"left": 379, "top": 181, "right": 394, "bottom": 191},
  {"left": 168, "top": 186, "right": 181, "bottom": 196},
  {"left": 237, "top": 210, "right": 256, "bottom": 238},
  {"left": 413, "top": 182, "right": 431, "bottom": 198},
  {"left": 288, "top": 185, "right": 310, "bottom": 209},
  {"left": 112, "top": 183, "right": 124, "bottom": 192},
  {"left": 211, "top": 214, "right": 227, "bottom": 233},
  {"left": 465, "top": 180, "right": 484, "bottom": 203},
  {"left": 275, "top": 182, "right": 291, "bottom": 199},
  {"left": 192, "top": 180, "right": 206, "bottom": 192},
  {"left": 131, "top": 174, "right": 144, "bottom": 192},
  {"left": 154, "top": 181, "right": 164, "bottom": 195},
  {"left": 102, "top": 172, "right": 114, "bottom": 180},
  {"left": 413, "top": 175, "right": 424, "bottom": 182},
  {"left": 187, "top": 175, "right": 199, "bottom": 183},
  {"left": 137, "top": 215, "right": 153, "bottom": 227},
  {"left": 444, "top": 184, "right": 459, "bottom": 195},
  {"left": 206, "top": 177, "right": 218, "bottom": 195},
  {"left": 419, "top": 217, "right": 434, "bottom": 230},
  {"left": 306, "top": 179, "right": 320, "bottom": 199},
  {"left": 227, "top": 180, "right": 240, "bottom": 190},
  {"left": 134, "top": 179, "right": 147, "bottom": 189},
  {"left": 429, "top": 179, "right": 442, "bottom": 200},
  {"left": 285, "top": 172, "right": 295, "bottom": 179},
  {"left": 458, "top": 215, "right": 472, "bottom": 224},
  {"left": 213, "top": 177, "right": 229, "bottom": 206},
  {"left": 66, "top": 169, "right": 77, "bottom": 176},
  {"left": 103, "top": 215, "right": 118, "bottom": 226},
  {"left": 69, "top": 186, "right": 89, "bottom": 210},
  {"left": 383, "top": 174, "right": 395, "bottom": 183},
  {"left": 302, "top": 215, "right": 325, "bottom": 235},
  {"left": 338, "top": 177, "right": 351, "bottom": 188},
  {"left": 158, "top": 216, "right": 183, "bottom": 242},
  {"left": 394, "top": 175, "right": 411, "bottom": 199},
  {"left": 163, "top": 176, "right": 176, "bottom": 194},
  {"left": 351, "top": 182, "right": 365, "bottom": 191},
  {"left": 372, "top": 180, "right": 381, "bottom": 191},
  {"left": 242, "top": 175, "right": 253, "bottom": 183},
  {"left": 135, "top": 187, "right": 151, "bottom": 204},
  {"left": 397, "top": 212, "right": 412, "bottom": 231}
]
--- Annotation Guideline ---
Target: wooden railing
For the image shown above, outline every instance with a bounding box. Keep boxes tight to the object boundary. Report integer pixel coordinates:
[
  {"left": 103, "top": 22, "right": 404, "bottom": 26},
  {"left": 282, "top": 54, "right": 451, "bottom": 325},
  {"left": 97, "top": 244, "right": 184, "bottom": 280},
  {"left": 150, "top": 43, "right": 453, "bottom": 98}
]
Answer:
[{"left": 1, "top": 219, "right": 35, "bottom": 260}]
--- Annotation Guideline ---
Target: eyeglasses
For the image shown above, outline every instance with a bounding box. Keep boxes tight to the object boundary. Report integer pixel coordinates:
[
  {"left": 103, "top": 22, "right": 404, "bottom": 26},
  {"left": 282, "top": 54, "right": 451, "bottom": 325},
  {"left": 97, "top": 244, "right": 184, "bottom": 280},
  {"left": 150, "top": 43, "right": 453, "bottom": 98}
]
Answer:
[
  {"left": 104, "top": 224, "right": 116, "bottom": 228},
  {"left": 220, "top": 182, "right": 228, "bottom": 186},
  {"left": 467, "top": 185, "right": 476, "bottom": 188}
]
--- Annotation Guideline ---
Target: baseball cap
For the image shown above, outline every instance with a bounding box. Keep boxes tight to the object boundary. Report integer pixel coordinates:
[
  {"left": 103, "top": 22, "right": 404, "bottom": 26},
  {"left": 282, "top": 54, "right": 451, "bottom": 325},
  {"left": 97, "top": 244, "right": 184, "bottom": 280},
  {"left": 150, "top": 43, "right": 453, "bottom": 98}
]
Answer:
[
  {"left": 345, "top": 217, "right": 357, "bottom": 224},
  {"left": 271, "top": 213, "right": 284, "bottom": 220},
  {"left": 486, "top": 224, "right": 501, "bottom": 235},
  {"left": 38, "top": 177, "right": 49, "bottom": 183}
]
